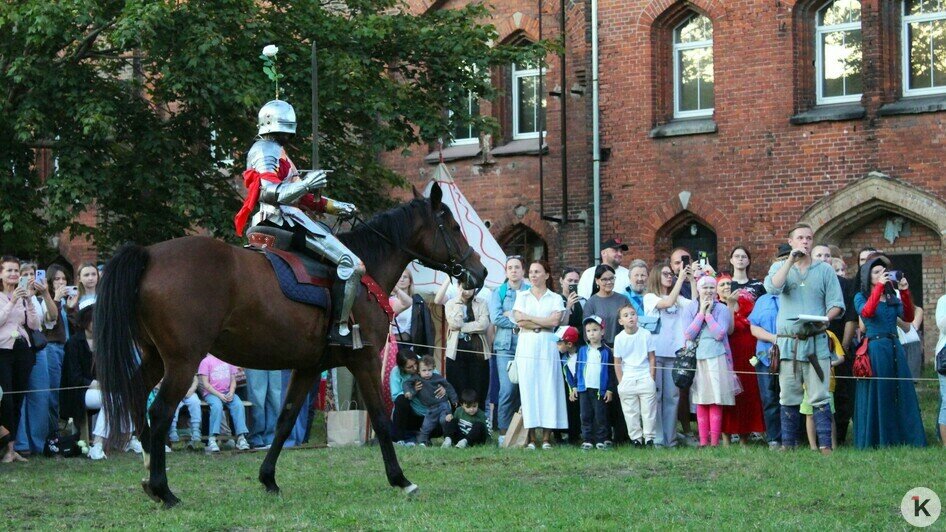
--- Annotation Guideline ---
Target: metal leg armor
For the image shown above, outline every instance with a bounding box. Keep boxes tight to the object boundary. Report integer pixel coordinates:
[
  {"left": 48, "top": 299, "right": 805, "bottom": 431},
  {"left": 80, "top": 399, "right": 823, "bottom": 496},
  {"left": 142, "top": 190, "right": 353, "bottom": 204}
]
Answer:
[{"left": 304, "top": 233, "right": 365, "bottom": 338}]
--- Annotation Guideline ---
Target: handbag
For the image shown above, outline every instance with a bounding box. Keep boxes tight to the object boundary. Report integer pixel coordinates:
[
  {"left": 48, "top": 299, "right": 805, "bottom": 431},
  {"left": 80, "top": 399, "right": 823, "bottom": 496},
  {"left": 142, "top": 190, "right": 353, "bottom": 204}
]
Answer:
[
  {"left": 936, "top": 345, "right": 946, "bottom": 376},
  {"left": 24, "top": 307, "right": 47, "bottom": 352},
  {"left": 638, "top": 315, "right": 661, "bottom": 335},
  {"left": 672, "top": 340, "right": 698, "bottom": 389},
  {"left": 852, "top": 338, "right": 873, "bottom": 379},
  {"left": 507, "top": 358, "right": 519, "bottom": 384}
]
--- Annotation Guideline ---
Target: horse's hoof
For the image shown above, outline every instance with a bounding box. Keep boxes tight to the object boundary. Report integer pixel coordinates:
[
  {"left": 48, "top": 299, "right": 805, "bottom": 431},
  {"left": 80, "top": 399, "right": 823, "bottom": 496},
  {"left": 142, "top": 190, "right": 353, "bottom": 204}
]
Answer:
[
  {"left": 141, "top": 480, "right": 161, "bottom": 503},
  {"left": 265, "top": 485, "right": 281, "bottom": 495},
  {"left": 162, "top": 493, "right": 181, "bottom": 509},
  {"left": 402, "top": 483, "right": 419, "bottom": 497}
]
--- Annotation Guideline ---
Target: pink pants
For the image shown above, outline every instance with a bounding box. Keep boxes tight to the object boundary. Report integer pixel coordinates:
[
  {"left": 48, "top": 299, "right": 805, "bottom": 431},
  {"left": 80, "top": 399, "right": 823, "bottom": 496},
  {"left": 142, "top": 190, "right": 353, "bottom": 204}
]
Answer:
[{"left": 696, "top": 404, "right": 723, "bottom": 446}]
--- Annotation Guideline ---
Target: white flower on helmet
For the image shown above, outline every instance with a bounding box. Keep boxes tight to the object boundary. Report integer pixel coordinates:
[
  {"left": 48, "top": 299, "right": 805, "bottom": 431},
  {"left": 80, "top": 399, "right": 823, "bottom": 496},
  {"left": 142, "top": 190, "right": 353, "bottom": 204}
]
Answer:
[{"left": 262, "top": 45, "right": 279, "bottom": 57}]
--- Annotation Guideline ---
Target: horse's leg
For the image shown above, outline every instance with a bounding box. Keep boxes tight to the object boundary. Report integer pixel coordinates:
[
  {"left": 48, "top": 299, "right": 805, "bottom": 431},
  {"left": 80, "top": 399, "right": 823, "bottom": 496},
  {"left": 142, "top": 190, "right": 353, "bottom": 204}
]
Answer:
[
  {"left": 137, "top": 348, "right": 164, "bottom": 470},
  {"left": 142, "top": 364, "right": 195, "bottom": 509},
  {"left": 259, "top": 367, "right": 320, "bottom": 494},
  {"left": 348, "top": 353, "right": 416, "bottom": 495}
]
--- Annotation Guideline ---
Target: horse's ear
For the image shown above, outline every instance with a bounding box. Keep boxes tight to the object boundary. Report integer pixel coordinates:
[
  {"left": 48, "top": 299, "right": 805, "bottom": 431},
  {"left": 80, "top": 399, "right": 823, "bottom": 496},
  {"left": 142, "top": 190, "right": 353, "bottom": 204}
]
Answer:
[
  {"left": 429, "top": 183, "right": 443, "bottom": 210},
  {"left": 411, "top": 184, "right": 423, "bottom": 199}
]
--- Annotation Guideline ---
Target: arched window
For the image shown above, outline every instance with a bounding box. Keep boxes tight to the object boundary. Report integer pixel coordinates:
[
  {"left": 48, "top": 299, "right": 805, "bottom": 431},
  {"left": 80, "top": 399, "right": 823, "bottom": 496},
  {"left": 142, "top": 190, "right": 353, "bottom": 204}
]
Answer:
[
  {"left": 673, "top": 14, "right": 714, "bottom": 118},
  {"left": 902, "top": 0, "right": 946, "bottom": 96},
  {"left": 816, "top": 0, "right": 863, "bottom": 104},
  {"left": 501, "top": 224, "right": 547, "bottom": 263}
]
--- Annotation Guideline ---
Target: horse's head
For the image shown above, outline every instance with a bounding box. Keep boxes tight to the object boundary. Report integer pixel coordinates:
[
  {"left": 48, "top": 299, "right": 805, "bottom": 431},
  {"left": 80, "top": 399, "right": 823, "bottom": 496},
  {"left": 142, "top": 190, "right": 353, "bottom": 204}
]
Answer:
[{"left": 410, "top": 184, "right": 487, "bottom": 290}]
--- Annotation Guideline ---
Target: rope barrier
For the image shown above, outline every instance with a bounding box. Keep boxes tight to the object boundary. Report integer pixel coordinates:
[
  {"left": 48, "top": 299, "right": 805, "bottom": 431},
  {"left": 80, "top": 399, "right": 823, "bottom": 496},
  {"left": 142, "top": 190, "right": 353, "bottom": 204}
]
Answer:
[{"left": 394, "top": 340, "right": 943, "bottom": 383}]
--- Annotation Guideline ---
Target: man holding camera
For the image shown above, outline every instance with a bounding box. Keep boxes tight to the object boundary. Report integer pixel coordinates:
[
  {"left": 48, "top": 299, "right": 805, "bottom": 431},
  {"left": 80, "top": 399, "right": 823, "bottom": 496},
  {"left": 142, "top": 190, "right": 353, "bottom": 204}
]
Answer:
[{"left": 764, "top": 224, "right": 845, "bottom": 454}]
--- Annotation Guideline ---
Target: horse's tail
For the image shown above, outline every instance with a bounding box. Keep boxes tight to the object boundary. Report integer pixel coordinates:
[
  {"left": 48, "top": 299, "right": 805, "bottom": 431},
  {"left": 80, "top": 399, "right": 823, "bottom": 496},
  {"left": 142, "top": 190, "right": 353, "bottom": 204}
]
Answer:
[{"left": 94, "top": 243, "right": 150, "bottom": 448}]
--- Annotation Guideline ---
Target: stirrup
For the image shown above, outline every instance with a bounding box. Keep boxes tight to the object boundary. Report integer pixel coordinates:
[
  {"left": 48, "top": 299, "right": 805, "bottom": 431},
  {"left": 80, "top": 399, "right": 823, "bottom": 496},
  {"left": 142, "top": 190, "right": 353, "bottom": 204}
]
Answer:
[{"left": 328, "top": 324, "right": 367, "bottom": 349}]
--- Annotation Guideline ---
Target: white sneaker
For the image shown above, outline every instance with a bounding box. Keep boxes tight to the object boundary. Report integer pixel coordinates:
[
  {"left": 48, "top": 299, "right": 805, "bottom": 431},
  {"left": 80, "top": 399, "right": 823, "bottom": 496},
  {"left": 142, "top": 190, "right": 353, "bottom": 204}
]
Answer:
[
  {"left": 89, "top": 442, "right": 107, "bottom": 460},
  {"left": 497, "top": 435, "right": 505, "bottom": 447},
  {"left": 164, "top": 445, "right": 173, "bottom": 453},
  {"left": 455, "top": 439, "right": 469, "bottom": 449},
  {"left": 206, "top": 438, "right": 220, "bottom": 453},
  {"left": 236, "top": 435, "right": 250, "bottom": 451},
  {"left": 441, "top": 437, "right": 453, "bottom": 449},
  {"left": 124, "top": 436, "right": 143, "bottom": 454}
]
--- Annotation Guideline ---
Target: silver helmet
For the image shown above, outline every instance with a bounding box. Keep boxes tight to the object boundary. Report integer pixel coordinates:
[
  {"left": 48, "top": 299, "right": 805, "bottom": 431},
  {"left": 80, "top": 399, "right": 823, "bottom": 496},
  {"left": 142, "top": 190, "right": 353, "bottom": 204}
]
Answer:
[{"left": 258, "top": 99, "right": 297, "bottom": 136}]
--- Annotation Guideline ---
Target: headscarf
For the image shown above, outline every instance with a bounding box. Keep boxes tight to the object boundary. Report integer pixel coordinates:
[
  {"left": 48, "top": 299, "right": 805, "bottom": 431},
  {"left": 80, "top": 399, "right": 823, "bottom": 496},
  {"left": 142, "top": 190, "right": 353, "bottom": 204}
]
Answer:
[{"left": 859, "top": 254, "right": 892, "bottom": 296}]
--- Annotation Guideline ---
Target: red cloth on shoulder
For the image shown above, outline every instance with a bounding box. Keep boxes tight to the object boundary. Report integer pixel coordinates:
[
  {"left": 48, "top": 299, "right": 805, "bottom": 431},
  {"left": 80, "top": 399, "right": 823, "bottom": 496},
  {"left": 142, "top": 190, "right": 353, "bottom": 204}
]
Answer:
[
  {"left": 900, "top": 288, "right": 915, "bottom": 324},
  {"left": 234, "top": 169, "right": 280, "bottom": 236}
]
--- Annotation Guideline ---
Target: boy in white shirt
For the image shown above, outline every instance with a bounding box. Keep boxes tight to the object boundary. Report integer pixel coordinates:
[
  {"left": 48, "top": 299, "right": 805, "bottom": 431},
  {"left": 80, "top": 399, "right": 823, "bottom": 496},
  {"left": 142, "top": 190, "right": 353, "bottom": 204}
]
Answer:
[{"left": 614, "top": 305, "right": 658, "bottom": 447}]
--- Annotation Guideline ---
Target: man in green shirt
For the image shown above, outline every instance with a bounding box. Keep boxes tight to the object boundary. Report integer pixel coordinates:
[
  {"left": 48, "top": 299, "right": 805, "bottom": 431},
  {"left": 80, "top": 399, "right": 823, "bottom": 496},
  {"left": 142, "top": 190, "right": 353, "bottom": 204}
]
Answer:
[{"left": 764, "top": 223, "right": 845, "bottom": 454}]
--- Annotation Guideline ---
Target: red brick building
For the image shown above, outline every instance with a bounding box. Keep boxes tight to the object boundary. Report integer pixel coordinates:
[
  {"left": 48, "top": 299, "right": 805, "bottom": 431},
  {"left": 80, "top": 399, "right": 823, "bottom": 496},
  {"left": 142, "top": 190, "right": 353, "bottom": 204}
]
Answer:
[{"left": 385, "top": 0, "right": 946, "bottom": 351}]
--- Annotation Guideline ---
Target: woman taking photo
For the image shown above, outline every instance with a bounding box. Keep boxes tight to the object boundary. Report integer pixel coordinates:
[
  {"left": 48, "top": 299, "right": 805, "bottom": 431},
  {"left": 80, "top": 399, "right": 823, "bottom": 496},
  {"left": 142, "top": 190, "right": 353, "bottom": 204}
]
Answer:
[
  {"left": 67, "top": 262, "right": 99, "bottom": 310},
  {"left": 643, "top": 260, "right": 692, "bottom": 447},
  {"left": 0, "top": 256, "right": 41, "bottom": 463},
  {"left": 853, "top": 256, "right": 925, "bottom": 448},
  {"left": 43, "top": 265, "right": 72, "bottom": 436},
  {"left": 513, "top": 260, "right": 566, "bottom": 449},
  {"left": 559, "top": 267, "right": 584, "bottom": 334}
]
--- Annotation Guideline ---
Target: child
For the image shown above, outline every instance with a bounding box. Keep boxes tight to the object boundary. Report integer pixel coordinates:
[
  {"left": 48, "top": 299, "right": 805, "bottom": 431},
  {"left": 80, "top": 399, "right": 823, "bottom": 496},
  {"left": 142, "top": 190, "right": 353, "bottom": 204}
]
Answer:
[
  {"left": 197, "top": 354, "right": 250, "bottom": 452},
  {"left": 402, "top": 355, "right": 458, "bottom": 447},
  {"left": 613, "top": 305, "right": 658, "bottom": 447},
  {"left": 570, "top": 316, "right": 613, "bottom": 450},
  {"left": 557, "top": 326, "right": 582, "bottom": 444},
  {"left": 443, "top": 389, "right": 490, "bottom": 448}
]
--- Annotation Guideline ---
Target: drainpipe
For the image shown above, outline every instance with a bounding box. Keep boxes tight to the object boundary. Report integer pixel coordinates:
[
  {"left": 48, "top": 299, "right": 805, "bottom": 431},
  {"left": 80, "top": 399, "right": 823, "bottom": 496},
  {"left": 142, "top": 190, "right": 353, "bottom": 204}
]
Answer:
[{"left": 591, "top": 0, "right": 601, "bottom": 261}]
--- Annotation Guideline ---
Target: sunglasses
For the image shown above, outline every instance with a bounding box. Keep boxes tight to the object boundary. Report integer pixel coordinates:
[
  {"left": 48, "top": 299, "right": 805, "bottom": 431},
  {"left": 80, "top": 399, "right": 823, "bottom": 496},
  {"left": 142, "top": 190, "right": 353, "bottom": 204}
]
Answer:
[
  {"left": 598, "top": 276, "right": 616, "bottom": 282},
  {"left": 506, "top": 255, "right": 524, "bottom": 262},
  {"left": 661, "top": 271, "right": 674, "bottom": 277}
]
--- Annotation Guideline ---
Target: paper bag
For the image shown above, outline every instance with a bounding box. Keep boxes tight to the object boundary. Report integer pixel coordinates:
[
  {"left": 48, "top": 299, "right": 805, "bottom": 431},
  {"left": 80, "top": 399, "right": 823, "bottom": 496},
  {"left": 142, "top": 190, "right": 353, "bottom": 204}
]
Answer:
[
  {"left": 502, "top": 410, "right": 528, "bottom": 448},
  {"left": 327, "top": 409, "right": 373, "bottom": 447}
]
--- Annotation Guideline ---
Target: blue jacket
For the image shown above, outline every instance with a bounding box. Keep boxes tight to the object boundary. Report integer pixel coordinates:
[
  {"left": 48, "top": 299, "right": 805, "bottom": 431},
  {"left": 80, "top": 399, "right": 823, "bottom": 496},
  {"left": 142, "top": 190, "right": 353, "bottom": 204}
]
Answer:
[
  {"left": 489, "top": 281, "right": 529, "bottom": 353},
  {"left": 565, "top": 344, "right": 613, "bottom": 399}
]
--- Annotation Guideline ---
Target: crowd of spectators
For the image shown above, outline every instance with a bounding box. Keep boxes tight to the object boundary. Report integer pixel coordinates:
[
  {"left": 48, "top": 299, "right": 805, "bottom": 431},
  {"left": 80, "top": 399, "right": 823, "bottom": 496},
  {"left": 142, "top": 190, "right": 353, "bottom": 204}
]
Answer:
[
  {"left": 1, "top": 220, "right": 943, "bottom": 464},
  {"left": 389, "top": 223, "right": 943, "bottom": 452}
]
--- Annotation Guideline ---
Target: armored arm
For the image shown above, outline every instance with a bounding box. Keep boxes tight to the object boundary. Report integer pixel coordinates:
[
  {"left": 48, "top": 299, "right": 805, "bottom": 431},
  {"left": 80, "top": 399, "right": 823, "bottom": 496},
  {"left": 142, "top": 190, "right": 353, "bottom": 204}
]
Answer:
[
  {"left": 321, "top": 196, "right": 358, "bottom": 218},
  {"left": 260, "top": 171, "right": 328, "bottom": 205}
]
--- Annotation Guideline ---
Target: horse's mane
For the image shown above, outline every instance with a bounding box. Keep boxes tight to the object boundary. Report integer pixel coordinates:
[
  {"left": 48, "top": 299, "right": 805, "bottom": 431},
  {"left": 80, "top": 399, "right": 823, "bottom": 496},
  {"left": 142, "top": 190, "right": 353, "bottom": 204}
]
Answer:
[{"left": 339, "top": 198, "right": 425, "bottom": 268}]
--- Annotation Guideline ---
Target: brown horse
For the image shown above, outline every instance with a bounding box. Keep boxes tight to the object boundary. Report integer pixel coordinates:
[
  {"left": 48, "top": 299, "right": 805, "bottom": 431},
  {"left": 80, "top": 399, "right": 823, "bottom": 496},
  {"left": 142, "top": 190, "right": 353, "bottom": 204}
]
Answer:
[{"left": 94, "top": 185, "right": 486, "bottom": 508}]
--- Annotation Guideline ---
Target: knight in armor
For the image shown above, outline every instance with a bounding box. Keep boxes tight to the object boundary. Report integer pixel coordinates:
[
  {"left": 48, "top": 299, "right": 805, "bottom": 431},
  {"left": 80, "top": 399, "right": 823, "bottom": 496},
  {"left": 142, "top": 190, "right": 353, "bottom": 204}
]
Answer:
[{"left": 234, "top": 99, "right": 364, "bottom": 346}]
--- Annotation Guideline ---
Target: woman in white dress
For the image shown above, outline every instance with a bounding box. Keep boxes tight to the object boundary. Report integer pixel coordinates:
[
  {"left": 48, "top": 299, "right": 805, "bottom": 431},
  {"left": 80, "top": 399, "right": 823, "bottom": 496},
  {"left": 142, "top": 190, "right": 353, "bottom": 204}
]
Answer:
[{"left": 513, "top": 260, "right": 566, "bottom": 449}]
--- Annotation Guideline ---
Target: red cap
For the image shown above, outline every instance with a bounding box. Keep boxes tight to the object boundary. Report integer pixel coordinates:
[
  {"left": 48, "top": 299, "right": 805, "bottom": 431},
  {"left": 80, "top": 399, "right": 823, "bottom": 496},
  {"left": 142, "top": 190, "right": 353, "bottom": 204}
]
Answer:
[{"left": 556, "top": 326, "right": 580, "bottom": 344}]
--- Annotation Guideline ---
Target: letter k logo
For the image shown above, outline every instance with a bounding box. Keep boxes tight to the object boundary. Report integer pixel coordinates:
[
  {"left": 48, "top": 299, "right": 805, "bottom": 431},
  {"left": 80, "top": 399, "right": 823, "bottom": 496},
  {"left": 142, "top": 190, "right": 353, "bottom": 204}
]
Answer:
[{"left": 915, "top": 496, "right": 932, "bottom": 517}]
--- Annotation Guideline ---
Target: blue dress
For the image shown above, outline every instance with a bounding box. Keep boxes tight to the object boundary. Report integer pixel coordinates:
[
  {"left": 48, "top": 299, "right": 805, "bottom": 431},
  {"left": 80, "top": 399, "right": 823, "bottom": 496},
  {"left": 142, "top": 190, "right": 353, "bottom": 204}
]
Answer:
[{"left": 853, "top": 292, "right": 926, "bottom": 448}]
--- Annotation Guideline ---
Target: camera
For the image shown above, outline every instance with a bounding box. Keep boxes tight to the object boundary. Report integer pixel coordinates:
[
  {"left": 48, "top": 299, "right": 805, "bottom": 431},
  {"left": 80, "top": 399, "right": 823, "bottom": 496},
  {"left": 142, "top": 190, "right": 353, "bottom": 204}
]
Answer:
[
  {"left": 888, "top": 270, "right": 904, "bottom": 282},
  {"left": 66, "top": 285, "right": 79, "bottom": 297},
  {"left": 568, "top": 283, "right": 578, "bottom": 295}
]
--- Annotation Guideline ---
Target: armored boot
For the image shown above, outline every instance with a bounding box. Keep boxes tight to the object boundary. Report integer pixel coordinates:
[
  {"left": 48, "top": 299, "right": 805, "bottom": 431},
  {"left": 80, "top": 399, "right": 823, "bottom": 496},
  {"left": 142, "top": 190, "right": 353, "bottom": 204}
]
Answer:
[
  {"left": 780, "top": 405, "right": 801, "bottom": 450},
  {"left": 304, "top": 233, "right": 366, "bottom": 348},
  {"left": 328, "top": 269, "right": 364, "bottom": 347},
  {"left": 813, "top": 404, "right": 833, "bottom": 453}
]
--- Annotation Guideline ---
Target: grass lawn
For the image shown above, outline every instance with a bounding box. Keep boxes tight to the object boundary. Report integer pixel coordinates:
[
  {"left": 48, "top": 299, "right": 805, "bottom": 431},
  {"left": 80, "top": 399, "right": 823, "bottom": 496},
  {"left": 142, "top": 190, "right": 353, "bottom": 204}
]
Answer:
[{"left": 4, "top": 373, "right": 945, "bottom": 529}]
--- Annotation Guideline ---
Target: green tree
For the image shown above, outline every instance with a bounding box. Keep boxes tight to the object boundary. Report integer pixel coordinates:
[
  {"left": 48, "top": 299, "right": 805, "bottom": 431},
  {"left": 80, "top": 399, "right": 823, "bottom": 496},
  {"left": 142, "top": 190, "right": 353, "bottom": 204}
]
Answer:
[{"left": 0, "top": 0, "right": 545, "bottom": 257}]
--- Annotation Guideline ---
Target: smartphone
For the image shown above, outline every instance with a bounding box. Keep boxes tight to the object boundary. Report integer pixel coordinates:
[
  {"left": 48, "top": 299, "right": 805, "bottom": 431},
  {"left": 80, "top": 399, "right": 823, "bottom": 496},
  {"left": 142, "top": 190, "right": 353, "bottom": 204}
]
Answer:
[
  {"left": 35, "top": 269, "right": 46, "bottom": 286},
  {"left": 17, "top": 276, "right": 29, "bottom": 290},
  {"left": 698, "top": 251, "right": 709, "bottom": 267},
  {"left": 66, "top": 285, "right": 79, "bottom": 297},
  {"left": 568, "top": 283, "right": 578, "bottom": 295},
  {"left": 681, "top": 256, "right": 691, "bottom": 267}
]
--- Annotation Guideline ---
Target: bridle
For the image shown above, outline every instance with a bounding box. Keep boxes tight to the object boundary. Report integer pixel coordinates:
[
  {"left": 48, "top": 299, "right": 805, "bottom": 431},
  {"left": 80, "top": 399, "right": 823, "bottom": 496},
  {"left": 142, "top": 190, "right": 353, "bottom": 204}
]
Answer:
[{"left": 352, "top": 206, "right": 476, "bottom": 281}]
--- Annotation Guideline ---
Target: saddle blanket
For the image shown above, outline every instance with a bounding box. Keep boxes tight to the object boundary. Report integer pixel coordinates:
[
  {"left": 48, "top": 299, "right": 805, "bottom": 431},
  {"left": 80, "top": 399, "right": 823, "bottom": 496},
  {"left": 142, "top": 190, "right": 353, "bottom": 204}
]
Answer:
[{"left": 264, "top": 250, "right": 330, "bottom": 308}]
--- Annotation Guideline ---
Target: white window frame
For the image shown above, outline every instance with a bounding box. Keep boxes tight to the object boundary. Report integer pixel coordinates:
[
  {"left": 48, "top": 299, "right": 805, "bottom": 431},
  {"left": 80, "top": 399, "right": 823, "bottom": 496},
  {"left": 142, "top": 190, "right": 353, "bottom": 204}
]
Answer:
[
  {"left": 815, "top": 2, "right": 863, "bottom": 105},
  {"left": 512, "top": 63, "right": 542, "bottom": 140},
  {"left": 902, "top": 0, "right": 946, "bottom": 97},
  {"left": 673, "top": 17, "right": 715, "bottom": 119},
  {"left": 450, "top": 91, "right": 480, "bottom": 146}
]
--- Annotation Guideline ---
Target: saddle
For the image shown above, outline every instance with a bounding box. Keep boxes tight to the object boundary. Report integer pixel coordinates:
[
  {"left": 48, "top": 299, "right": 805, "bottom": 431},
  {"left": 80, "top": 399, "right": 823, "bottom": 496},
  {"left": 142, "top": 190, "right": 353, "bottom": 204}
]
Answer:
[{"left": 245, "top": 225, "right": 394, "bottom": 325}]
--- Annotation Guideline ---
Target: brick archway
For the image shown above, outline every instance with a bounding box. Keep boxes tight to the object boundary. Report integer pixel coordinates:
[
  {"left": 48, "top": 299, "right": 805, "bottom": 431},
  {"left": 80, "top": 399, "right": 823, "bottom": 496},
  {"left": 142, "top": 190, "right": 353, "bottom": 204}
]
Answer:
[
  {"left": 636, "top": 0, "right": 727, "bottom": 30},
  {"left": 798, "top": 171, "right": 946, "bottom": 245},
  {"left": 490, "top": 209, "right": 559, "bottom": 263},
  {"left": 495, "top": 13, "right": 541, "bottom": 44}
]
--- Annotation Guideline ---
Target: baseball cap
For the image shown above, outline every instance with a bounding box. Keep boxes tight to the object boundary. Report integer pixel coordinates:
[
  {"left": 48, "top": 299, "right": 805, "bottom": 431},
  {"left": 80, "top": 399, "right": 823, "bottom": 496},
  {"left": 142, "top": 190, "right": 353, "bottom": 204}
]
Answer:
[
  {"left": 776, "top": 244, "right": 792, "bottom": 258},
  {"left": 601, "top": 238, "right": 629, "bottom": 251},
  {"left": 582, "top": 315, "right": 604, "bottom": 329},
  {"left": 556, "top": 326, "right": 580, "bottom": 344}
]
